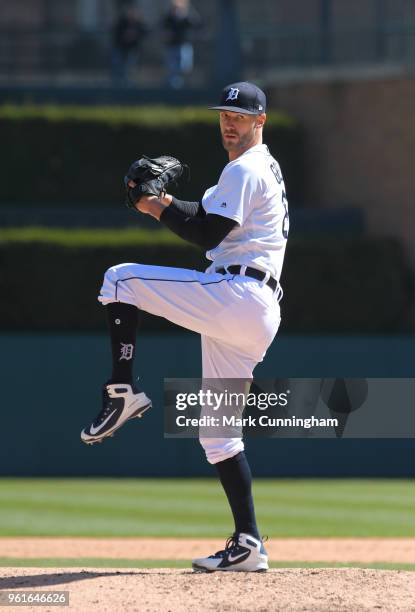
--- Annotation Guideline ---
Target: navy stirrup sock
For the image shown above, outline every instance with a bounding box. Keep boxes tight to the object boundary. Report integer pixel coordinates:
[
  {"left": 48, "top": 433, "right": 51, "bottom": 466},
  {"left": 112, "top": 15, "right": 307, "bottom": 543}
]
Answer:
[
  {"left": 215, "top": 451, "right": 260, "bottom": 540},
  {"left": 106, "top": 302, "right": 139, "bottom": 384}
]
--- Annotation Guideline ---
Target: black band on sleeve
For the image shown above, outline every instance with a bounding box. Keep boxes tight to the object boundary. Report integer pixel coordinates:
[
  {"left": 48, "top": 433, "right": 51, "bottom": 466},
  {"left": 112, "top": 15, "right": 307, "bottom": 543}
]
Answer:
[
  {"left": 159, "top": 207, "right": 237, "bottom": 250},
  {"left": 170, "top": 197, "right": 205, "bottom": 218}
]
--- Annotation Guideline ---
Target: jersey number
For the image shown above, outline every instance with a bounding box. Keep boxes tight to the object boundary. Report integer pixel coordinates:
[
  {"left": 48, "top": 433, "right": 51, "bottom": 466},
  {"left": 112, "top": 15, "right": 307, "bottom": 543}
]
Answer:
[
  {"left": 282, "top": 190, "right": 289, "bottom": 239},
  {"left": 271, "top": 162, "right": 289, "bottom": 239}
]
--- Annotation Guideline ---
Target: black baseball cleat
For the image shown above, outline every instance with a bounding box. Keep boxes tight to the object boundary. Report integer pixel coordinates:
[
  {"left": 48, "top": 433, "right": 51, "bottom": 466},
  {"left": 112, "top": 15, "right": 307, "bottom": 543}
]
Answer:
[
  {"left": 81, "top": 382, "right": 152, "bottom": 445},
  {"left": 192, "top": 532, "right": 268, "bottom": 572}
]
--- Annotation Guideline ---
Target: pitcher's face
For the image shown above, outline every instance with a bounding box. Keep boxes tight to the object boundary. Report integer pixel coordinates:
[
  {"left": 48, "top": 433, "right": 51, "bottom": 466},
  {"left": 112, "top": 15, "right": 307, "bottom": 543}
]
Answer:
[{"left": 220, "top": 111, "right": 265, "bottom": 154}]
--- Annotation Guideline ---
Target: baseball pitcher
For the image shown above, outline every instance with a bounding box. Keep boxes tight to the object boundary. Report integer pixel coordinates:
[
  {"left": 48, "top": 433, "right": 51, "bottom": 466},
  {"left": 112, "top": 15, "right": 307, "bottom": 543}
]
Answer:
[{"left": 81, "top": 82, "right": 289, "bottom": 572}]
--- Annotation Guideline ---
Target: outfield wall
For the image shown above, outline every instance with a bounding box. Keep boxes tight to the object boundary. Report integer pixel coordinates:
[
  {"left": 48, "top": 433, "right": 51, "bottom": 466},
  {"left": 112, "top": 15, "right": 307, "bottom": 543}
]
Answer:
[
  {"left": 1, "top": 333, "right": 414, "bottom": 477},
  {"left": 268, "top": 72, "right": 415, "bottom": 276}
]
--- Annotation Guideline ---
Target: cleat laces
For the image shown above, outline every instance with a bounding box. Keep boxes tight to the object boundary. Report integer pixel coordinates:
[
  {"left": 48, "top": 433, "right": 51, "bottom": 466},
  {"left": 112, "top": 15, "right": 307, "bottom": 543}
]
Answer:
[
  {"left": 93, "top": 390, "right": 115, "bottom": 426},
  {"left": 210, "top": 534, "right": 239, "bottom": 559}
]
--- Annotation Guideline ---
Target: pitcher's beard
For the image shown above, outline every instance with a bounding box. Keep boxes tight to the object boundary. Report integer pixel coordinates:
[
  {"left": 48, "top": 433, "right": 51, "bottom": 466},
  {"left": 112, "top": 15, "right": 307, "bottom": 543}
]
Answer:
[{"left": 221, "top": 130, "right": 255, "bottom": 152}]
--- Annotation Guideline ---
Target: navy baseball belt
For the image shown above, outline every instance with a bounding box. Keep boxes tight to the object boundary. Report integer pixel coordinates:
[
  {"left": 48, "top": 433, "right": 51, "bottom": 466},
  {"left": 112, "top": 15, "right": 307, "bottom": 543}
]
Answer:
[{"left": 216, "top": 265, "right": 280, "bottom": 295}]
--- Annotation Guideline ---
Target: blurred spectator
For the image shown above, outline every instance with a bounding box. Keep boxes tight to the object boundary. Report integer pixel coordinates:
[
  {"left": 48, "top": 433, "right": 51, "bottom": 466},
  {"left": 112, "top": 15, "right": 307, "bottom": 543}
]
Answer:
[
  {"left": 162, "top": 0, "right": 202, "bottom": 89},
  {"left": 111, "top": 4, "right": 149, "bottom": 85}
]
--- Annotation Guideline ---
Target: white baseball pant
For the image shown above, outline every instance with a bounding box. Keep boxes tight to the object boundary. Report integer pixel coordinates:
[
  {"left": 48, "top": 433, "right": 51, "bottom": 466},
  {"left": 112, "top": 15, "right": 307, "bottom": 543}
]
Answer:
[{"left": 99, "top": 262, "right": 281, "bottom": 464}]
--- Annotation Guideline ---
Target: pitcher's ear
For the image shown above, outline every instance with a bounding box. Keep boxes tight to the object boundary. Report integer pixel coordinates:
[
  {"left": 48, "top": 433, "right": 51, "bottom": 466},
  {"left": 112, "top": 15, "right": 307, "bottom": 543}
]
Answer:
[{"left": 256, "top": 113, "right": 266, "bottom": 128}]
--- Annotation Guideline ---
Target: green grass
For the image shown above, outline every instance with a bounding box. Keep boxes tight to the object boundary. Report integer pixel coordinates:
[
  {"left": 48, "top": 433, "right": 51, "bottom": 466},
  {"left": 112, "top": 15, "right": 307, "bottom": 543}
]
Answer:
[
  {"left": 0, "top": 227, "right": 189, "bottom": 247},
  {"left": 0, "top": 479, "right": 415, "bottom": 538},
  {"left": 0, "top": 558, "right": 414, "bottom": 571},
  {"left": 0, "top": 105, "right": 296, "bottom": 127}
]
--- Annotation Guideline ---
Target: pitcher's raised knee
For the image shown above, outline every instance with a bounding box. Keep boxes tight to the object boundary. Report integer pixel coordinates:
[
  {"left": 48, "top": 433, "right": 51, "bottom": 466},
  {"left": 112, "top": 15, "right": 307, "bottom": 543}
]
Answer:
[{"left": 98, "top": 262, "right": 139, "bottom": 306}]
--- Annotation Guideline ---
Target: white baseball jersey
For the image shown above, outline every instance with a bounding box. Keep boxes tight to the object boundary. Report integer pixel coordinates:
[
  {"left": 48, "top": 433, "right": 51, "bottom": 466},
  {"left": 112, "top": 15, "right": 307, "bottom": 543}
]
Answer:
[{"left": 201, "top": 144, "right": 289, "bottom": 280}]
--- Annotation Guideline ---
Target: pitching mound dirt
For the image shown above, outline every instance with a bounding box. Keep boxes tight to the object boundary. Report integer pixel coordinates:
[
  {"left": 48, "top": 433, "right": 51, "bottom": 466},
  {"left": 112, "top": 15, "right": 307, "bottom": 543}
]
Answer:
[{"left": 1, "top": 567, "right": 415, "bottom": 611}]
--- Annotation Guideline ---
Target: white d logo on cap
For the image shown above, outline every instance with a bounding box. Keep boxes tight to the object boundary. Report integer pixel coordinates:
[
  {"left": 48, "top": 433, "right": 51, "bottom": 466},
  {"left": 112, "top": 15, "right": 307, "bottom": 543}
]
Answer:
[{"left": 226, "top": 88, "right": 239, "bottom": 101}]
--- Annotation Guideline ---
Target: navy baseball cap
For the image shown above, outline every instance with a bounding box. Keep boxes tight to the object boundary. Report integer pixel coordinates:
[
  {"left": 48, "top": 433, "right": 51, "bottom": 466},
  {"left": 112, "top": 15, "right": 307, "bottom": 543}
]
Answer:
[{"left": 209, "top": 81, "right": 266, "bottom": 115}]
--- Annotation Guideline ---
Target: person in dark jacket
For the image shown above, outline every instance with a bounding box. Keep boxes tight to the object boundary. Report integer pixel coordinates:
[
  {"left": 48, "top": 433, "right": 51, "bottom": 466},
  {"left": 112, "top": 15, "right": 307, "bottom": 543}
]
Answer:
[
  {"left": 162, "top": 0, "right": 202, "bottom": 89},
  {"left": 112, "top": 4, "right": 149, "bottom": 85}
]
